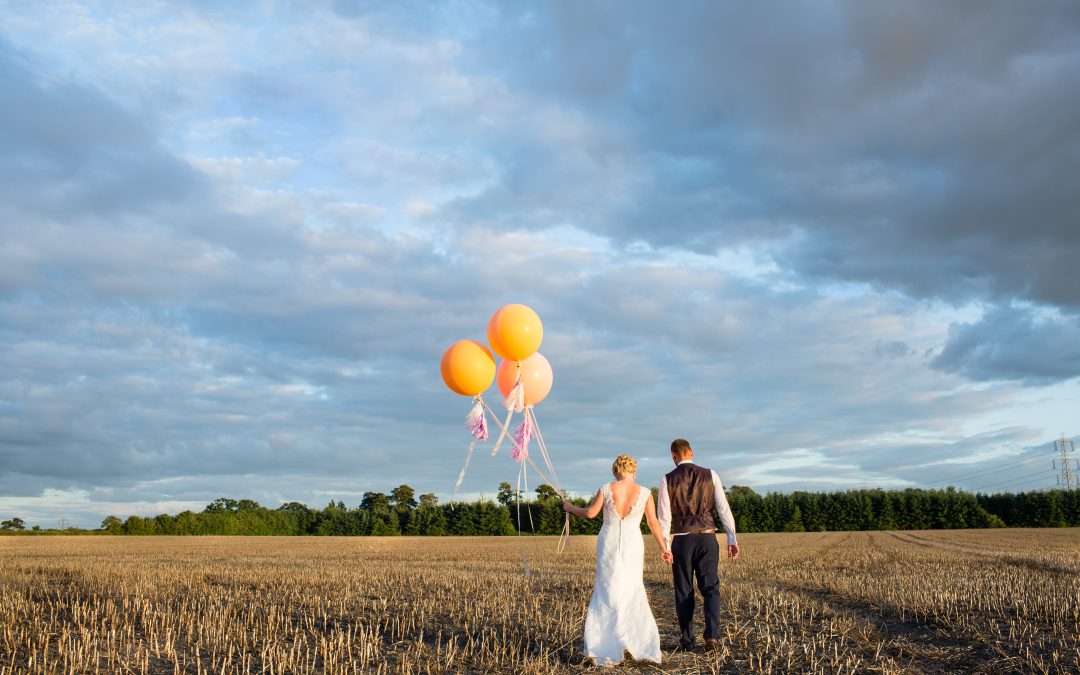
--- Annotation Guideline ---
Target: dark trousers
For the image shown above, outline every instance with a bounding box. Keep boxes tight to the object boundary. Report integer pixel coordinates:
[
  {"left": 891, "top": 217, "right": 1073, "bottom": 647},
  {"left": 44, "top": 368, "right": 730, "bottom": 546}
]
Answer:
[{"left": 671, "top": 533, "right": 721, "bottom": 647}]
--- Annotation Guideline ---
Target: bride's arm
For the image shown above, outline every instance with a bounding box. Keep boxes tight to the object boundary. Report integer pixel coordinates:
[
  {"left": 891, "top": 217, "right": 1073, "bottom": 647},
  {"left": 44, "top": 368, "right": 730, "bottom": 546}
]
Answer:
[
  {"left": 644, "top": 493, "right": 669, "bottom": 554},
  {"left": 563, "top": 490, "right": 604, "bottom": 519}
]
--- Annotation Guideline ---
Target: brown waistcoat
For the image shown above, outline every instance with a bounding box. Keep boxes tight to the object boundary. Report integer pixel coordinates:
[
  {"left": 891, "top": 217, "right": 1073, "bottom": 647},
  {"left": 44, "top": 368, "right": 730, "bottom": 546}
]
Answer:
[{"left": 666, "top": 462, "right": 716, "bottom": 532}]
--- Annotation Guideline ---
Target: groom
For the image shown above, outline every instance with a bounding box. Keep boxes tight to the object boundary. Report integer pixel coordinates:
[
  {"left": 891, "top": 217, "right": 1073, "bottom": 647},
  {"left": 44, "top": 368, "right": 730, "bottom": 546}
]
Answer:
[{"left": 657, "top": 438, "right": 740, "bottom": 651}]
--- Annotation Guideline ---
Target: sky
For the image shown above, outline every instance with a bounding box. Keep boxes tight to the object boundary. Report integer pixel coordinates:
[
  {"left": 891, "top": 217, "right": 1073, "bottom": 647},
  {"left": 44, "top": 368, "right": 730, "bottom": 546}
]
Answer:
[{"left": 2, "top": 1, "right": 1079, "bottom": 528}]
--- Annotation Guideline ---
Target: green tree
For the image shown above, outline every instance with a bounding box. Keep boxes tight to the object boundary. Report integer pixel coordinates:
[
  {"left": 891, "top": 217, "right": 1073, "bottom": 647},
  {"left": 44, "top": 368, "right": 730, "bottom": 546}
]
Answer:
[
  {"left": 101, "top": 516, "right": 123, "bottom": 534},
  {"left": 415, "top": 502, "right": 448, "bottom": 535},
  {"left": 370, "top": 511, "right": 401, "bottom": 536},
  {"left": 497, "top": 481, "right": 517, "bottom": 506},
  {"left": 390, "top": 485, "right": 417, "bottom": 510},
  {"left": 783, "top": 505, "right": 805, "bottom": 532},
  {"left": 1, "top": 517, "right": 25, "bottom": 531},
  {"left": 537, "top": 498, "right": 567, "bottom": 535},
  {"left": 123, "top": 515, "right": 155, "bottom": 535},
  {"left": 175, "top": 510, "right": 200, "bottom": 535},
  {"left": 403, "top": 509, "right": 420, "bottom": 535},
  {"left": 727, "top": 486, "right": 765, "bottom": 533},
  {"left": 448, "top": 503, "right": 479, "bottom": 535},
  {"left": 204, "top": 498, "right": 239, "bottom": 513},
  {"left": 361, "top": 492, "right": 391, "bottom": 512},
  {"left": 535, "top": 484, "right": 560, "bottom": 501},
  {"left": 278, "top": 502, "right": 316, "bottom": 534},
  {"left": 476, "top": 501, "right": 515, "bottom": 535},
  {"left": 154, "top": 513, "right": 177, "bottom": 535},
  {"left": 409, "top": 494, "right": 446, "bottom": 535}
]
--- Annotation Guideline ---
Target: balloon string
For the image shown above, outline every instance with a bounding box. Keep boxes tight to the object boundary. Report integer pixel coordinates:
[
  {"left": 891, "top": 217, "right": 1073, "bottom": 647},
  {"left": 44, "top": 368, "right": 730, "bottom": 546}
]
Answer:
[
  {"left": 493, "top": 372, "right": 526, "bottom": 458},
  {"left": 530, "top": 410, "right": 555, "bottom": 487},
  {"left": 480, "top": 399, "right": 558, "bottom": 489},
  {"left": 450, "top": 438, "right": 478, "bottom": 508},
  {"left": 558, "top": 512, "right": 570, "bottom": 555},
  {"left": 526, "top": 407, "right": 570, "bottom": 553},
  {"left": 490, "top": 407, "right": 516, "bottom": 457},
  {"left": 516, "top": 461, "right": 530, "bottom": 577},
  {"left": 522, "top": 455, "right": 535, "bottom": 532},
  {"left": 527, "top": 407, "right": 560, "bottom": 491},
  {"left": 479, "top": 398, "right": 568, "bottom": 555}
]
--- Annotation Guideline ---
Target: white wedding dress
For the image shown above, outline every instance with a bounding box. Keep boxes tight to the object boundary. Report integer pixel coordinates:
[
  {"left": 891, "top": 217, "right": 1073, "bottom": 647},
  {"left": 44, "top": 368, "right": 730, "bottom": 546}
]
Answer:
[{"left": 583, "top": 483, "right": 662, "bottom": 666}]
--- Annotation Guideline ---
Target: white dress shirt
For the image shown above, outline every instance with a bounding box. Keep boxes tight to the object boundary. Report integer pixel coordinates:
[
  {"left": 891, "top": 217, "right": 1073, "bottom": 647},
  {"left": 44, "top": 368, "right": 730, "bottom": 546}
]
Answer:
[{"left": 657, "top": 459, "right": 738, "bottom": 548}]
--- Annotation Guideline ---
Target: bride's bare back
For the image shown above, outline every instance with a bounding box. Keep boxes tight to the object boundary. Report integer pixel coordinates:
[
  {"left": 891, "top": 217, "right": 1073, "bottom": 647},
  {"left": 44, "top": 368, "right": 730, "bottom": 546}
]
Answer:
[{"left": 608, "top": 479, "right": 643, "bottom": 518}]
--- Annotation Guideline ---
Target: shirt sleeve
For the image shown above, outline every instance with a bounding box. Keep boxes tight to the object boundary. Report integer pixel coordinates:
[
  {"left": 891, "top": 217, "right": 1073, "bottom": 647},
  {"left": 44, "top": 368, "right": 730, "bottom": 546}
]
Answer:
[
  {"left": 656, "top": 475, "right": 672, "bottom": 549},
  {"left": 711, "top": 470, "right": 738, "bottom": 545}
]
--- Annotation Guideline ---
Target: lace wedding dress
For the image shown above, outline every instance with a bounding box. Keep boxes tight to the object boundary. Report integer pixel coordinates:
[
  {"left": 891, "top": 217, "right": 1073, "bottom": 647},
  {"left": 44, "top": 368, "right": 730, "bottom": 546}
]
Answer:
[{"left": 583, "top": 483, "right": 662, "bottom": 665}]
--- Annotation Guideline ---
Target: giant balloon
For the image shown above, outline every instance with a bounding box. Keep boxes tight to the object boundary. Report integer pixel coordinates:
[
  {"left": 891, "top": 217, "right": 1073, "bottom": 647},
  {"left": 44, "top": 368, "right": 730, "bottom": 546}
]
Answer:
[
  {"left": 441, "top": 340, "right": 496, "bottom": 396},
  {"left": 497, "top": 352, "right": 553, "bottom": 406},
  {"left": 487, "top": 304, "right": 543, "bottom": 362}
]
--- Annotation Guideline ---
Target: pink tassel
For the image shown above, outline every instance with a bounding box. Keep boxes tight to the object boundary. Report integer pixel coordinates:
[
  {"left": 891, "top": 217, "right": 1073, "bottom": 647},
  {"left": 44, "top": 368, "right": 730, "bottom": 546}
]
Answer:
[
  {"left": 511, "top": 415, "right": 532, "bottom": 463},
  {"left": 504, "top": 378, "right": 525, "bottom": 413},
  {"left": 465, "top": 399, "right": 488, "bottom": 441}
]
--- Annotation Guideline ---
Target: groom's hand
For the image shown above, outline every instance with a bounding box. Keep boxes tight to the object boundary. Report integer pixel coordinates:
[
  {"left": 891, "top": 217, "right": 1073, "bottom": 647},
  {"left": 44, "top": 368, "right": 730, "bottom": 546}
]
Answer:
[
  {"left": 661, "top": 549, "right": 673, "bottom": 565},
  {"left": 728, "top": 543, "right": 740, "bottom": 560}
]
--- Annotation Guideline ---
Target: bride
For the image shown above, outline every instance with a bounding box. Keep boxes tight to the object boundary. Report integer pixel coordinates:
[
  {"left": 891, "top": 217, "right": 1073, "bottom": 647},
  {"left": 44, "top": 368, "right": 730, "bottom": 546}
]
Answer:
[{"left": 562, "top": 454, "right": 667, "bottom": 665}]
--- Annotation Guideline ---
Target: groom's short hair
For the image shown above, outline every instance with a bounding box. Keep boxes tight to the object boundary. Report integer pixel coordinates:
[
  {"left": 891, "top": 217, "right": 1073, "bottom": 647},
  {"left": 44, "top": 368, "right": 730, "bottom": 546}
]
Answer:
[{"left": 670, "top": 438, "right": 693, "bottom": 458}]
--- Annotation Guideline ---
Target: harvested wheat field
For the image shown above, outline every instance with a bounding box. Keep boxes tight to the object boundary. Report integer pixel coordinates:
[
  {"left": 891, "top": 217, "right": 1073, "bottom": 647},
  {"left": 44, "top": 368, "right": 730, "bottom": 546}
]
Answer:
[{"left": 1, "top": 529, "right": 1078, "bottom": 674}]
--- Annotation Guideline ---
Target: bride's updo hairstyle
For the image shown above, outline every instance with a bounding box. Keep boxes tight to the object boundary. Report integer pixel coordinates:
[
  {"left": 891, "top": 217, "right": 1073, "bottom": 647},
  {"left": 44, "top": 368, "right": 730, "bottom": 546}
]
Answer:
[{"left": 612, "top": 454, "right": 637, "bottom": 478}]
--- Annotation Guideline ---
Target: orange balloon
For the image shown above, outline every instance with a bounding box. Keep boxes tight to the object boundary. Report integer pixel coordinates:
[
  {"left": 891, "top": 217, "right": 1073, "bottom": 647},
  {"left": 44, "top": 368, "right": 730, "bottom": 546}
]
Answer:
[
  {"left": 441, "top": 340, "right": 496, "bottom": 396},
  {"left": 496, "top": 352, "right": 553, "bottom": 406},
  {"left": 487, "top": 304, "right": 543, "bottom": 362}
]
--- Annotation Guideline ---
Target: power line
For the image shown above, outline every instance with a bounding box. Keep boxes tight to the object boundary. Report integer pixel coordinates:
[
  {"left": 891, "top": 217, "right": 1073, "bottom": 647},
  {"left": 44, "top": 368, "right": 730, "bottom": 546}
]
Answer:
[
  {"left": 972, "top": 469, "right": 1056, "bottom": 493},
  {"left": 924, "top": 454, "right": 1046, "bottom": 487}
]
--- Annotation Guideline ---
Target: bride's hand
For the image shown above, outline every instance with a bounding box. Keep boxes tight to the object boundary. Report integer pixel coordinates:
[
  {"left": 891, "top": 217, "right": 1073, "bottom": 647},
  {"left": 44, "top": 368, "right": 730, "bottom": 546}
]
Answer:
[
  {"left": 561, "top": 499, "right": 573, "bottom": 513},
  {"left": 660, "top": 549, "right": 674, "bottom": 565}
]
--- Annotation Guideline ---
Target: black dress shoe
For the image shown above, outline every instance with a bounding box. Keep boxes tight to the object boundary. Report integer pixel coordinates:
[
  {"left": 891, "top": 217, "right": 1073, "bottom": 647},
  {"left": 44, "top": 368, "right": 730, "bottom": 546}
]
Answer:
[{"left": 704, "top": 639, "right": 720, "bottom": 652}]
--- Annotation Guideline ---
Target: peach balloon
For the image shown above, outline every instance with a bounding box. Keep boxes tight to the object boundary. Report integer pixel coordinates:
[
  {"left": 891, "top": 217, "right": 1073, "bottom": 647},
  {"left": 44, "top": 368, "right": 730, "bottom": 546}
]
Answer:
[
  {"left": 441, "top": 340, "right": 496, "bottom": 396},
  {"left": 487, "top": 304, "right": 543, "bottom": 362},
  {"left": 497, "top": 352, "right": 553, "bottom": 406}
]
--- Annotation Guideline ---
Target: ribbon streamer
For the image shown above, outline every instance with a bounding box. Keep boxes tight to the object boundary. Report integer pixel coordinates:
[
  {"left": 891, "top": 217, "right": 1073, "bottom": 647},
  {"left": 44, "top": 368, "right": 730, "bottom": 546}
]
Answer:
[
  {"left": 490, "top": 378, "right": 524, "bottom": 456},
  {"left": 525, "top": 407, "right": 570, "bottom": 554},
  {"left": 521, "top": 454, "right": 535, "bottom": 532},
  {"left": 451, "top": 398, "right": 489, "bottom": 505},
  {"left": 511, "top": 415, "right": 532, "bottom": 463},
  {"left": 527, "top": 407, "right": 559, "bottom": 489},
  {"left": 516, "top": 461, "right": 531, "bottom": 577},
  {"left": 478, "top": 396, "right": 570, "bottom": 556},
  {"left": 481, "top": 399, "right": 557, "bottom": 487},
  {"left": 466, "top": 398, "right": 488, "bottom": 441}
]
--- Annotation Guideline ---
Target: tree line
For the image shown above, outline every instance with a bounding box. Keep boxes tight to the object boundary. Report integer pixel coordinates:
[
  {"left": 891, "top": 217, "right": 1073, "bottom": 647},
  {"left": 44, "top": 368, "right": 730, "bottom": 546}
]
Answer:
[{"left": 59, "top": 484, "right": 1079, "bottom": 536}]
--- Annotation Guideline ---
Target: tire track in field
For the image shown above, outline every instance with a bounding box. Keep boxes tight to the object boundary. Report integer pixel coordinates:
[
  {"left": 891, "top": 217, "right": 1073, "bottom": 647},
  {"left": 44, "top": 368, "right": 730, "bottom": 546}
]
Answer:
[
  {"left": 740, "top": 577, "right": 996, "bottom": 674},
  {"left": 883, "top": 531, "right": 1080, "bottom": 576}
]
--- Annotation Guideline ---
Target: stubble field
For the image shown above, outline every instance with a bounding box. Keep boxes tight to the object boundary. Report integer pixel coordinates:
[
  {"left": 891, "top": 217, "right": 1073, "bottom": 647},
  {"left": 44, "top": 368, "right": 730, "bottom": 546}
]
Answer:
[{"left": 1, "top": 529, "right": 1078, "bottom": 674}]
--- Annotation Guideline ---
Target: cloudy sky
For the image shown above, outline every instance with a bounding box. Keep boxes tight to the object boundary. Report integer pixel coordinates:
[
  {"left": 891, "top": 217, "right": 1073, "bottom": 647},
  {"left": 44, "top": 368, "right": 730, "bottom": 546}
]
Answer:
[{"left": 2, "top": 1, "right": 1079, "bottom": 528}]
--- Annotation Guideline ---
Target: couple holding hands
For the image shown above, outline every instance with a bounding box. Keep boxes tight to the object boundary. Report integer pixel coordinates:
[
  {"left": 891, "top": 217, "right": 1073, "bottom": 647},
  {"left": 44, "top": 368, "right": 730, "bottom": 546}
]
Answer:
[{"left": 561, "top": 438, "right": 740, "bottom": 666}]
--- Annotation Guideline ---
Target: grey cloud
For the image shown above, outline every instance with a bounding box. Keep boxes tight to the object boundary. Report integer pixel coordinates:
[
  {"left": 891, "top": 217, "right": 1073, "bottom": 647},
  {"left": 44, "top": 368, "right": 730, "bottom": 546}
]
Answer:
[
  {"left": 438, "top": 2, "right": 1080, "bottom": 313},
  {"left": 0, "top": 41, "right": 203, "bottom": 220},
  {"left": 932, "top": 305, "right": 1080, "bottom": 384},
  {"left": 874, "top": 340, "right": 916, "bottom": 359}
]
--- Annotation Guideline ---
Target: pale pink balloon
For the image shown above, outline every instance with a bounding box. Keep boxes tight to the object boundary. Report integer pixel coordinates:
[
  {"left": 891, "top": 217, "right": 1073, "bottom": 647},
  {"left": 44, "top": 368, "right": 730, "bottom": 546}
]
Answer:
[{"left": 496, "top": 352, "right": 553, "bottom": 406}]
